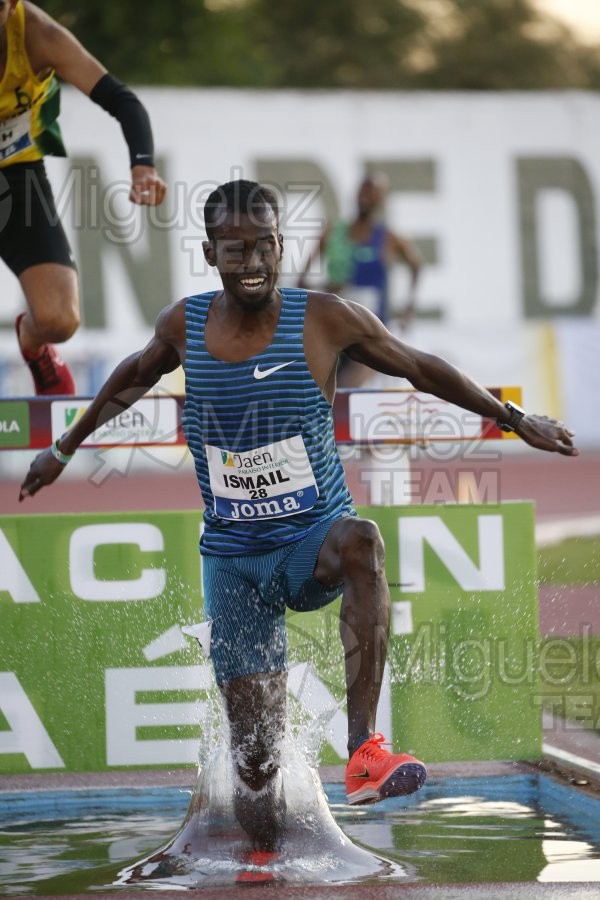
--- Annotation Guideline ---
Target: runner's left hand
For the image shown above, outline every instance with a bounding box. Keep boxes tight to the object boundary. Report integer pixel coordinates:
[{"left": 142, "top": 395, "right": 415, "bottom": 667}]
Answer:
[
  {"left": 516, "top": 415, "right": 579, "bottom": 456},
  {"left": 130, "top": 166, "right": 167, "bottom": 206}
]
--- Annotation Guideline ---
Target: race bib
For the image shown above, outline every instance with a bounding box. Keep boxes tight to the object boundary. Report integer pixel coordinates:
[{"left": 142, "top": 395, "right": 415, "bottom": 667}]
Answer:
[
  {"left": 206, "top": 435, "right": 319, "bottom": 521},
  {"left": 0, "top": 110, "right": 33, "bottom": 161}
]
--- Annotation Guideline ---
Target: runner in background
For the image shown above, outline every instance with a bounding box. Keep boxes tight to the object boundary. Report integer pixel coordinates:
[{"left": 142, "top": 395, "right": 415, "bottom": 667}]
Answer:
[
  {"left": 299, "top": 171, "right": 422, "bottom": 387},
  {"left": 0, "top": 0, "right": 166, "bottom": 395}
]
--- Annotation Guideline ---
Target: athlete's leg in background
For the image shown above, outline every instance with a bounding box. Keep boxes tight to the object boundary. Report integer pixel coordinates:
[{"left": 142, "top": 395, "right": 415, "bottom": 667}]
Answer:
[{"left": 18, "top": 263, "right": 80, "bottom": 354}]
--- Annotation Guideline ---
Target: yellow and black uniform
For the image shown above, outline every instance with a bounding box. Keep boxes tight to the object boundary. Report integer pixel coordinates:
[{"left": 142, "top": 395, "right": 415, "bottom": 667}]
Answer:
[
  {"left": 0, "top": 3, "right": 157, "bottom": 276},
  {"left": 0, "top": 0, "right": 73, "bottom": 274},
  {"left": 0, "top": 0, "right": 65, "bottom": 166}
]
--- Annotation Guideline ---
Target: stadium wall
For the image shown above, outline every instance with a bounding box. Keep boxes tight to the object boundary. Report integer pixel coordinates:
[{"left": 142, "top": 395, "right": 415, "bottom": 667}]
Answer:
[{"left": 0, "top": 90, "right": 598, "bottom": 444}]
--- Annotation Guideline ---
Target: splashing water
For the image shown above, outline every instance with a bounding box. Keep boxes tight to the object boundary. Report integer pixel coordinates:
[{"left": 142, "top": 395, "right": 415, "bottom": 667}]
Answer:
[{"left": 114, "top": 703, "right": 402, "bottom": 887}]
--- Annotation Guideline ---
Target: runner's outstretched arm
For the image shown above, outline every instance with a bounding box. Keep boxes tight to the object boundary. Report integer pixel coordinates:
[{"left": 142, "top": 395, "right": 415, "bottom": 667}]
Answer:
[
  {"left": 316, "top": 293, "right": 579, "bottom": 457},
  {"left": 28, "top": 3, "right": 166, "bottom": 205}
]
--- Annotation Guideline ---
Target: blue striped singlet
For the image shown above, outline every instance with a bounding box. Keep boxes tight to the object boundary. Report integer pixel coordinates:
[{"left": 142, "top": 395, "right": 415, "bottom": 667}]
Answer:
[{"left": 183, "top": 288, "right": 355, "bottom": 555}]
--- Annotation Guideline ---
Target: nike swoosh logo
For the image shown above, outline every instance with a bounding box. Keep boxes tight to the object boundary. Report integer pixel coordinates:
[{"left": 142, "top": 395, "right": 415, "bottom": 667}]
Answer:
[
  {"left": 349, "top": 768, "right": 370, "bottom": 779},
  {"left": 253, "top": 361, "right": 296, "bottom": 380}
]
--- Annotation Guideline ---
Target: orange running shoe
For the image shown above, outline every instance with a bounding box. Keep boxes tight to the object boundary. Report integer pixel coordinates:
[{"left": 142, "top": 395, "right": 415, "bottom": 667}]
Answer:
[
  {"left": 345, "top": 733, "right": 427, "bottom": 805},
  {"left": 15, "top": 313, "right": 75, "bottom": 395}
]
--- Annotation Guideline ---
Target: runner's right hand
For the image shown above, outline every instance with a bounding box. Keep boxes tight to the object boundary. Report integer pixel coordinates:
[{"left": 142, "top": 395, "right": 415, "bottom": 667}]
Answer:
[{"left": 19, "top": 448, "right": 67, "bottom": 501}]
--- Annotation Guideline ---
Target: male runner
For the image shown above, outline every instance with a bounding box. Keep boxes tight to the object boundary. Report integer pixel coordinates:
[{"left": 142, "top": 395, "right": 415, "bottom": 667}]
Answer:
[
  {"left": 19, "top": 179, "right": 578, "bottom": 851},
  {"left": 0, "top": 0, "right": 166, "bottom": 394}
]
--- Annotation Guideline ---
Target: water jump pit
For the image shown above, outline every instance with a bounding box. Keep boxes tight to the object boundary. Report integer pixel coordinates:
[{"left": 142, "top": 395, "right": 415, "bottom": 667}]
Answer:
[{"left": 3, "top": 752, "right": 600, "bottom": 895}]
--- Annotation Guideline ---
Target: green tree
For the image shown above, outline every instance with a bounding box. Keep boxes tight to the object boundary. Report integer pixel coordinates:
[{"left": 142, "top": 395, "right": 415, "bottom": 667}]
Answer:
[
  {"left": 417, "top": 0, "right": 600, "bottom": 89},
  {"left": 235, "top": 0, "right": 426, "bottom": 87},
  {"left": 40, "top": 0, "right": 600, "bottom": 90},
  {"left": 41, "top": 1, "right": 249, "bottom": 85}
]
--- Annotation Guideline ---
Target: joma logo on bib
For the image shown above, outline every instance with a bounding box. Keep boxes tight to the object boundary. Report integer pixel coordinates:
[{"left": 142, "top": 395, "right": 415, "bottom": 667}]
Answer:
[{"left": 229, "top": 495, "right": 303, "bottom": 519}]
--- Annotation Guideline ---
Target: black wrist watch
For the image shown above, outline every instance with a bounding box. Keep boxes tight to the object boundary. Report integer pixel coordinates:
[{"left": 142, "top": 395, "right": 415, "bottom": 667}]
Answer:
[{"left": 497, "top": 400, "right": 526, "bottom": 433}]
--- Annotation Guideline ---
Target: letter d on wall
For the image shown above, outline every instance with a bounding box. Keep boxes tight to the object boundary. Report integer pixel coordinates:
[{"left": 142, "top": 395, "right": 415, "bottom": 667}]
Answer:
[
  {"left": 518, "top": 157, "right": 598, "bottom": 318},
  {"left": 69, "top": 523, "right": 166, "bottom": 601}
]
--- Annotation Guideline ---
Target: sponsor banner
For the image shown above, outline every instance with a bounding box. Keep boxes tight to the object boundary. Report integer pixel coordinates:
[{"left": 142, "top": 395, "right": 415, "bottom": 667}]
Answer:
[
  {"left": 0, "top": 400, "right": 29, "bottom": 448},
  {"left": 5, "top": 387, "right": 519, "bottom": 451},
  {"left": 349, "top": 391, "right": 483, "bottom": 443},
  {"left": 374, "top": 504, "right": 540, "bottom": 763},
  {"left": 50, "top": 397, "right": 179, "bottom": 446},
  {"left": 0, "top": 503, "right": 539, "bottom": 773}
]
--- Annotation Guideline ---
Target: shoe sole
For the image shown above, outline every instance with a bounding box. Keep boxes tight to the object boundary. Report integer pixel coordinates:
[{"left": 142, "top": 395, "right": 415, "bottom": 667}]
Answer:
[{"left": 347, "top": 762, "right": 427, "bottom": 805}]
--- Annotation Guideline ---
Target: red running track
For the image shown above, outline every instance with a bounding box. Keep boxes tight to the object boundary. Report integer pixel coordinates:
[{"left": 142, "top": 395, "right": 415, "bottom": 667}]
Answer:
[
  {"left": 2, "top": 449, "right": 599, "bottom": 636},
  {"left": 2, "top": 449, "right": 598, "bottom": 519}
]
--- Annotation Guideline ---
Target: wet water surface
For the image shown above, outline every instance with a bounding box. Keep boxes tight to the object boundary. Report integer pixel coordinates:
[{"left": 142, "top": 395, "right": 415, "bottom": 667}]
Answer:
[{"left": 2, "top": 772, "right": 600, "bottom": 893}]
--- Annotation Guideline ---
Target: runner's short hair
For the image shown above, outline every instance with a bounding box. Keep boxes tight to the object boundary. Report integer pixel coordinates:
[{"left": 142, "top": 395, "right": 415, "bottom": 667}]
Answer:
[{"left": 204, "top": 180, "right": 279, "bottom": 239}]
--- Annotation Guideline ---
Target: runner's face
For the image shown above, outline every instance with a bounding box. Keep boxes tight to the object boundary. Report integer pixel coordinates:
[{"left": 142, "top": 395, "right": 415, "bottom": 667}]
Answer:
[
  {"left": 205, "top": 208, "right": 283, "bottom": 309},
  {"left": 357, "top": 179, "right": 384, "bottom": 216}
]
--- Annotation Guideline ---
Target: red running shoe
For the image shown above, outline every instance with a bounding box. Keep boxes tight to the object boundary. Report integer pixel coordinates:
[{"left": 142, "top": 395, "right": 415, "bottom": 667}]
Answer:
[
  {"left": 15, "top": 314, "right": 75, "bottom": 395},
  {"left": 345, "top": 733, "right": 427, "bottom": 805}
]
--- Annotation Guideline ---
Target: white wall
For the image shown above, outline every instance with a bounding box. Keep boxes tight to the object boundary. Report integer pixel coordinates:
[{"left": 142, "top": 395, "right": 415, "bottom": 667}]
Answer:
[{"left": 1, "top": 89, "right": 598, "bottom": 443}]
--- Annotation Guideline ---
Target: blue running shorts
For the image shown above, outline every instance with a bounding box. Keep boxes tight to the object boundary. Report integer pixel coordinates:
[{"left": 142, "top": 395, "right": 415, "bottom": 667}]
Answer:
[{"left": 202, "top": 517, "right": 347, "bottom": 685}]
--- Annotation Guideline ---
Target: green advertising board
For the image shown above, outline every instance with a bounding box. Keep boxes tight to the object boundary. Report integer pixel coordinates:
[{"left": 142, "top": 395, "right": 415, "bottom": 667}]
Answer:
[
  {"left": 0, "top": 503, "right": 539, "bottom": 773},
  {"left": 0, "top": 401, "right": 30, "bottom": 449}
]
